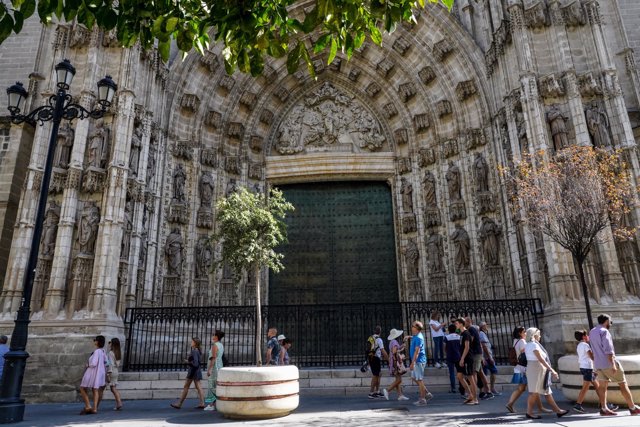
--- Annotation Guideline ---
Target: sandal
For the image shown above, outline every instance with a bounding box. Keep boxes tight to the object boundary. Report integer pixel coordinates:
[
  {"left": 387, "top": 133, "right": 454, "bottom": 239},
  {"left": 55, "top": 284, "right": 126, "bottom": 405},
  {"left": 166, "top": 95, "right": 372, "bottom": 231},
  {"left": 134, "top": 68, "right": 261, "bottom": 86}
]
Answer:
[
  {"left": 170, "top": 403, "right": 181, "bottom": 409},
  {"left": 506, "top": 403, "right": 514, "bottom": 413},
  {"left": 113, "top": 405, "right": 123, "bottom": 411},
  {"left": 79, "top": 408, "right": 92, "bottom": 415}
]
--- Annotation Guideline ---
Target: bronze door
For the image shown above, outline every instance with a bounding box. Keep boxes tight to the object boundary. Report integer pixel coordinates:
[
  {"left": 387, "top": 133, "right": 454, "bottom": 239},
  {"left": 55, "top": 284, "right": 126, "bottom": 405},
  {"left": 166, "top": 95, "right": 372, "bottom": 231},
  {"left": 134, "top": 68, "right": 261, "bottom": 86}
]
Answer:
[{"left": 269, "top": 181, "right": 399, "bottom": 305}]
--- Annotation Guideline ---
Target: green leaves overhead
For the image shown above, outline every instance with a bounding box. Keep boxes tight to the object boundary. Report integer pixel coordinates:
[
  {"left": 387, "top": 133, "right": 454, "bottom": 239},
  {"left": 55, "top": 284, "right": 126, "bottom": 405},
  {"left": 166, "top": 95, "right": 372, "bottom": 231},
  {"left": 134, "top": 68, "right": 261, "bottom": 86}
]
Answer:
[{"left": 0, "top": 0, "right": 454, "bottom": 76}]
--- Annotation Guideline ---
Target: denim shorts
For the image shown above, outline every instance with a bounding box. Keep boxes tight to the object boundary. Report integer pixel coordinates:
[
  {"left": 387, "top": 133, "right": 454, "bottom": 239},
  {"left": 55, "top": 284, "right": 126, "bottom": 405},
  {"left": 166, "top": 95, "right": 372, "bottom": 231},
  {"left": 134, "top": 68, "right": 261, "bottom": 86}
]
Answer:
[
  {"left": 580, "top": 368, "right": 596, "bottom": 382},
  {"left": 511, "top": 372, "right": 527, "bottom": 385},
  {"left": 412, "top": 362, "right": 426, "bottom": 381}
]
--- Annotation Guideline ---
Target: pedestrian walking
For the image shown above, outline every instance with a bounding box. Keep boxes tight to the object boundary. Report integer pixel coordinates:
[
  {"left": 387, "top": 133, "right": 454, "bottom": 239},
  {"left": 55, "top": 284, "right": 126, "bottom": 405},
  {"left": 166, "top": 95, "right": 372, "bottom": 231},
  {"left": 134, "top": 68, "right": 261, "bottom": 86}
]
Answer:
[
  {"left": 479, "top": 321, "right": 500, "bottom": 395},
  {"left": 524, "top": 328, "right": 568, "bottom": 420},
  {"left": 106, "top": 338, "right": 123, "bottom": 411},
  {"left": 444, "top": 324, "right": 461, "bottom": 393},
  {"left": 454, "top": 318, "right": 477, "bottom": 405},
  {"left": 465, "top": 317, "right": 491, "bottom": 399},
  {"left": 366, "top": 326, "right": 388, "bottom": 399},
  {"left": 429, "top": 312, "right": 445, "bottom": 369},
  {"left": 409, "top": 321, "right": 433, "bottom": 406},
  {"left": 265, "top": 327, "right": 281, "bottom": 366},
  {"left": 171, "top": 337, "right": 205, "bottom": 409},
  {"left": 382, "top": 328, "right": 409, "bottom": 401},
  {"left": 589, "top": 314, "right": 640, "bottom": 416},
  {"left": 78, "top": 335, "right": 107, "bottom": 415},
  {"left": 573, "top": 329, "right": 607, "bottom": 414},
  {"left": 279, "top": 338, "right": 292, "bottom": 365},
  {"left": 0, "top": 335, "right": 9, "bottom": 382},
  {"left": 204, "top": 330, "right": 224, "bottom": 411}
]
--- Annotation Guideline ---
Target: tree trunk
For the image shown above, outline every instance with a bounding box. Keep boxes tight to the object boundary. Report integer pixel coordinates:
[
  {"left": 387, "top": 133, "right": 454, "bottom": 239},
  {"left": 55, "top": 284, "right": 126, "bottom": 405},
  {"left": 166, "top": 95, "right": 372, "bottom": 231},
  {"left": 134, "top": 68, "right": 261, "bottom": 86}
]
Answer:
[
  {"left": 575, "top": 257, "right": 594, "bottom": 330},
  {"left": 254, "top": 263, "right": 263, "bottom": 366}
]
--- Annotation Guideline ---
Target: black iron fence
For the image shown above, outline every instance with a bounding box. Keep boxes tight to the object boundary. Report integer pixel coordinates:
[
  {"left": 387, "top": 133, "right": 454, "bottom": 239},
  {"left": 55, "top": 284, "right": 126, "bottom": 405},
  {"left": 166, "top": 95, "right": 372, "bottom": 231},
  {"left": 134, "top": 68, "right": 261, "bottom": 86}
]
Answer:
[{"left": 123, "top": 299, "right": 543, "bottom": 372}]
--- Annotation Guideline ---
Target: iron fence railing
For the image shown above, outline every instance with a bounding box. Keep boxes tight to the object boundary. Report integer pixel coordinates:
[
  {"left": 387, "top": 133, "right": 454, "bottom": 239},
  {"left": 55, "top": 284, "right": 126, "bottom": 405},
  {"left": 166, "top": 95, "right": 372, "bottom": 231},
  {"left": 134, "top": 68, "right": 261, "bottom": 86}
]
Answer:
[{"left": 123, "top": 299, "right": 543, "bottom": 371}]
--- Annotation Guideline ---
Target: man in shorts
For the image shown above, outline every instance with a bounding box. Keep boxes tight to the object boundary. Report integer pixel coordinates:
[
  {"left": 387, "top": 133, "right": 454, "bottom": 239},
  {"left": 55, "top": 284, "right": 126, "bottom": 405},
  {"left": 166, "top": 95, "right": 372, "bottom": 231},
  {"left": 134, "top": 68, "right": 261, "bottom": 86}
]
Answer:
[
  {"left": 409, "top": 321, "right": 433, "bottom": 406},
  {"left": 465, "top": 317, "right": 491, "bottom": 399},
  {"left": 479, "top": 321, "right": 500, "bottom": 396},
  {"left": 589, "top": 314, "right": 640, "bottom": 416},
  {"left": 367, "top": 326, "right": 388, "bottom": 399},
  {"left": 455, "top": 318, "right": 477, "bottom": 405}
]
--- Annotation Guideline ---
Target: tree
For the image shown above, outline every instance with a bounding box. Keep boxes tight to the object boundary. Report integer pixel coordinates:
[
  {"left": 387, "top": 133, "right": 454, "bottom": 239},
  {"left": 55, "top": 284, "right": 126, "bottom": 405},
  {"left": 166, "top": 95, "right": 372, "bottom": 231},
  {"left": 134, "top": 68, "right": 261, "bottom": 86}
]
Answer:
[
  {"left": 0, "top": 0, "right": 454, "bottom": 76},
  {"left": 212, "top": 187, "right": 294, "bottom": 366},
  {"left": 509, "top": 146, "right": 636, "bottom": 329}
]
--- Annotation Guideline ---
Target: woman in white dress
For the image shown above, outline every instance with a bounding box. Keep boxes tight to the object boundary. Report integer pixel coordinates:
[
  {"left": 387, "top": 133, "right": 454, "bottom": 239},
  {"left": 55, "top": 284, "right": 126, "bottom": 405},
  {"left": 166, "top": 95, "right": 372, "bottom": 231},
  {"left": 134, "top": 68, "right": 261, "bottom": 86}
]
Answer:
[{"left": 524, "top": 328, "right": 568, "bottom": 419}]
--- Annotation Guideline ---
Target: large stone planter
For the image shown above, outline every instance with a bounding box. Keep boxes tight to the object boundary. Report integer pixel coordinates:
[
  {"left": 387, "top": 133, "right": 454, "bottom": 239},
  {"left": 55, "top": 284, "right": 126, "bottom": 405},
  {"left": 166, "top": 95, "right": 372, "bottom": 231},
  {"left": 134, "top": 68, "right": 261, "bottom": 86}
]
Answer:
[
  {"left": 216, "top": 365, "right": 299, "bottom": 419},
  {"left": 559, "top": 355, "right": 640, "bottom": 405}
]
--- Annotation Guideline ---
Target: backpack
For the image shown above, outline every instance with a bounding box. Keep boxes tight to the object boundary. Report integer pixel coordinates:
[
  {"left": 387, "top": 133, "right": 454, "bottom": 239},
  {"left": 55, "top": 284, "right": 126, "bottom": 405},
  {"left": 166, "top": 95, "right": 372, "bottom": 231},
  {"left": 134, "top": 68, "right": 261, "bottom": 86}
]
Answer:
[
  {"left": 508, "top": 345, "right": 518, "bottom": 366},
  {"left": 365, "top": 335, "right": 378, "bottom": 359},
  {"left": 517, "top": 351, "right": 528, "bottom": 367}
]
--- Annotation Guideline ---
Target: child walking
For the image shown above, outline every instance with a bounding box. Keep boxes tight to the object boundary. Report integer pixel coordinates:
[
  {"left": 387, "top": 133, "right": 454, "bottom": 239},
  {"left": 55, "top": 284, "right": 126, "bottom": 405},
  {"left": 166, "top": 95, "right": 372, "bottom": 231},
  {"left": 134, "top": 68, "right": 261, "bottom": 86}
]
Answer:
[{"left": 573, "top": 329, "right": 606, "bottom": 414}]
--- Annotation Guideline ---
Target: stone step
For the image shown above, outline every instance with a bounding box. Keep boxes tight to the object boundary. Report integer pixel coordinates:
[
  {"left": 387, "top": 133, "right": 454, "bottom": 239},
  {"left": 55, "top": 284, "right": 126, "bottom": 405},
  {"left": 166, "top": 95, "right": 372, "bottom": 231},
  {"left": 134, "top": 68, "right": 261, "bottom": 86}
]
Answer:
[{"left": 105, "top": 366, "right": 517, "bottom": 401}]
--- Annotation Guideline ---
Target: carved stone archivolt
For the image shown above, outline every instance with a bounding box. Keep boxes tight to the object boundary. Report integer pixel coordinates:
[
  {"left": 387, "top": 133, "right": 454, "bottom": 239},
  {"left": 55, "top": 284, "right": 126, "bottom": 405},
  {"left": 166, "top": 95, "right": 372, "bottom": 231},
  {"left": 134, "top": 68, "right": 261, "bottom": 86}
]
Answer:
[
  {"left": 418, "top": 66, "right": 436, "bottom": 85},
  {"left": 173, "top": 141, "right": 194, "bottom": 161},
  {"left": 376, "top": 58, "right": 395, "bottom": 78},
  {"left": 413, "top": 114, "right": 430, "bottom": 133},
  {"left": 200, "top": 50, "right": 219, "bottom": 74},
  {"left": 456, "top": 80, "right": 477, "bottom": 102},
  {"left": 224, "top": 156, "right": 240, "bottom": 175},
  {"left": 394, "top": 128, "right": 408, "bottom": 146},
  {"left": 205, "top": 110, "right": 222, "bottom": 129},
  {"left": 180, "top": 93, "right": 200, "bottom": 113},
  {"left": 200, "top": 149, "right": 217, "bottom": 167},
  {"left": 398, "top": 82, "right": 417, "bottom": 103},
  {"left": 433, "top": 39, "right": 454, "bottom": 62},
  {"left": 398, "top": 158, "right": 411, "bottom": 175},
  {"left": 274, "top": 82, "right": 387, "bottom": 155},
  {"left": 418, "top": 148, "right": 436, "bottom": 167},
  {"left": 436, "top": 100, "right": 452, "bottom": 118},
  {"left": 442, "top": 139, "right": 459, "bottom": 159}
]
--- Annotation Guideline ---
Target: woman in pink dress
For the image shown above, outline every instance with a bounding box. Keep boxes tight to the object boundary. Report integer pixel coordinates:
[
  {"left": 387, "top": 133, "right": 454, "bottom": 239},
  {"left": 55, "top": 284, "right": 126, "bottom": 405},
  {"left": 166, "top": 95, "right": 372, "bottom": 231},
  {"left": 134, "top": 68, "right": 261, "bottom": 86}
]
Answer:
[{"left": 79, "top": 335, "right": 107, "bottom": 415}]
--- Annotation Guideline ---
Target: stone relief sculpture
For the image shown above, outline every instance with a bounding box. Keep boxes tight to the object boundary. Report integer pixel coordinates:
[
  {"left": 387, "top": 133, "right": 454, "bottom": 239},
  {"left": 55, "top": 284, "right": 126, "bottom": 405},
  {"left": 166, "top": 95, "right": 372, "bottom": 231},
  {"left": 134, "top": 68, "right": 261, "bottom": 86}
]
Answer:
[
  {"left": 165, "top": 227, "right": 184, "bottom": 276},
  {"left": 524, "top": 0, "right": 548, "bottom": 29},
  {"left": 400, "top": 178, "right": 414, "bottom": 214},
  {"left": 562, "top": 0, "right": 585, "bottom": 26},
  {"left": 54, "top": 123, "right": 74, "bottom": 169},
  {"left": 445, "top": 162, "right": 462, "bottom": 201},
  {"left": 586, "top": 103, "right": 612, "bottom": 148},
  {"left": 121, "top": 199, "right": 133, "bottom": 259},
  {"left": 173, "top": 164, "right": 187, "bottom": 203},
  {"left": 87, "top": 119, "right": 109, "bottom": 169},
  {"left": 40, "top": 201, "right": 61, "bottom": 258},
  {"left": 473, "top": 153, "right": 489, "bottom": 193},
  {"left": 422, "top": 171, "right": 437, "bottom": 208},
  {"left": 199, "top": 173, "right": 215, "bottom": 208},
  {"left": 450, "top": 224, "right": 471, "bottom": 272},
  {"left": 404, "top": 238, "right": 420, "bottom": 280},
  {"left": 547, "top": 105, "right": 569, "bottom": 151},
  {"left": 77, "top": 202, "right": 100, "bottom": 255},
  {"left": 516, "top": 111, "right": 529, "bottom": 153},
  {"left": 146, "top": 150, "right": 156, "bottom": 185},
  {"left": 129, "top": 125, "right": 142, "bottom": 176},
  {"left": 478, "top": 217, "right": 501, "bottom": 266},
  {"left": 275, "top": 82, "right": 386, "bottom": 155},
  {"left": 425, "top": 232, "right": 445, "bottom": 274},
  {"left": 195, "top": 237, "right": 213, "bottom": 279}
]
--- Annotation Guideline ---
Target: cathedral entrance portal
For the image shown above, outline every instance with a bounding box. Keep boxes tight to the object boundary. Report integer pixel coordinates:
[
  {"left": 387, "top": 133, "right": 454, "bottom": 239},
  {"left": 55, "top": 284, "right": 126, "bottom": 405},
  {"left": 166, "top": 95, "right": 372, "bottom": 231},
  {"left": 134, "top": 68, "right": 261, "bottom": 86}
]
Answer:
[{"left": 269, "top": 181, "right": 399, "bottom": 306}]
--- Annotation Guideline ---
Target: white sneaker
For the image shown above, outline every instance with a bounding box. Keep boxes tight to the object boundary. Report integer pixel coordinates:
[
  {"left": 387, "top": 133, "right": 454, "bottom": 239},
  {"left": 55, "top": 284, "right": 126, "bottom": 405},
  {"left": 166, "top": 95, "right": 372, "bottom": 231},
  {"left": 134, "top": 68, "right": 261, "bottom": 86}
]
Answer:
[
  {"left": 382, "top": 389, "right": 389, "bottom": 400},
  {"left": 398, "top": 395, "right": 410, "bottom": 401},
  {"left": 203, "top": 405, "right": 216, "bottom": 411},
  {"left": 435, "top": 362, "right": 441, "bottom": 369}
]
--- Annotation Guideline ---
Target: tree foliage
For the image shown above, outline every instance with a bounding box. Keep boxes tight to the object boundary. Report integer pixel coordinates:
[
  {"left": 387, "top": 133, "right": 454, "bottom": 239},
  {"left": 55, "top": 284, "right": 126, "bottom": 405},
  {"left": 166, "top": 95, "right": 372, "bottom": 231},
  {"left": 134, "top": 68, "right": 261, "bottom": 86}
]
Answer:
[
  {"left": 509, "top": 146, "right": 635, "bottom": 264},
  {"left": 0, "top": 0, "right": 454, "bottom": 75},
  {"left": 212, "top": 187, "right": 294, "bottom": 275}
]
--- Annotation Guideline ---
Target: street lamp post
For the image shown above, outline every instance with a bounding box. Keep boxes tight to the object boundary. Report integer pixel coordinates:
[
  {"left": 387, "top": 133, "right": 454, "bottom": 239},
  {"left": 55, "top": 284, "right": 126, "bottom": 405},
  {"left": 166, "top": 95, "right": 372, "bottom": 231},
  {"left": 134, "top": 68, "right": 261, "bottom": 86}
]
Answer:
[{"left": 0, "top": 59, "right": 117, "bottom": 423}]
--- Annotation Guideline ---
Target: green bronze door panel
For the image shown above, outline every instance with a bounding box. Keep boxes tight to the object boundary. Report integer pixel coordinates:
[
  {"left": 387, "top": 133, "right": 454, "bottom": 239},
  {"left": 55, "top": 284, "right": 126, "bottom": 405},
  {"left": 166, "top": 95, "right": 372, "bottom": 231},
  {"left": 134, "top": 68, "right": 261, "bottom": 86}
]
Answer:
[{"left": 269, "top": 181, "right": 398, "bottom": 305}]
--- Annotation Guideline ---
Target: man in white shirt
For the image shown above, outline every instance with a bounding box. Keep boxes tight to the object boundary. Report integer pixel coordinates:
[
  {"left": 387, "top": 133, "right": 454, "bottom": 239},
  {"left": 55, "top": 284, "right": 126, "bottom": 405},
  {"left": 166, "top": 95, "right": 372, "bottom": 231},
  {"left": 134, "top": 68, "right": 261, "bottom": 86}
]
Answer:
[{"left": 479, "top": 322, "right": 499, "bottom": 396}]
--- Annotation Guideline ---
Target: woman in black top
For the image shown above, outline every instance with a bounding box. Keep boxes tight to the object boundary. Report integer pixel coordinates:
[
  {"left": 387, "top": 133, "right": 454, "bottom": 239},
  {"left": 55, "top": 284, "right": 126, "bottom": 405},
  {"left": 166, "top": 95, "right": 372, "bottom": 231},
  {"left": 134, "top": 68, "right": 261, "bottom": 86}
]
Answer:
[{"left": 171, "top": 337, "right": 205, "bottom": 409}]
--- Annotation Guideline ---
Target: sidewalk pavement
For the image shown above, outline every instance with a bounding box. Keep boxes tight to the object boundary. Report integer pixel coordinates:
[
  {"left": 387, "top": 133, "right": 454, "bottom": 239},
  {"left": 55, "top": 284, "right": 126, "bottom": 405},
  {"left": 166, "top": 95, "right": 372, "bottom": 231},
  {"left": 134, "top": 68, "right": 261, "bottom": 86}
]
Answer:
[{"left": 22, "top": 389, "right": 638, "bottom": 427}]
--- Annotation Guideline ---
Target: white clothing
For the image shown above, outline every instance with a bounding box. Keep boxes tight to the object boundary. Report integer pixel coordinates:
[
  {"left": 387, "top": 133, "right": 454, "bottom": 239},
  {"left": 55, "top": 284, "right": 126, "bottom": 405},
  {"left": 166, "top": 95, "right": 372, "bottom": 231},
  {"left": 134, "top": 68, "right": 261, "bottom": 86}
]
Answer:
[
  {"left": 513, "top": 338, "right": 526, "bottom": 374},
  {"left": 429, "top": 320, "right": 444, "bottom": 338},
  {"left": 373, "top": 335, "right": 384, "bottom": 359},
  {"left": 525, "top": 340, "right": 546, "bottom": 361},
  {"left": 577, "top": 342, "right": 593, "bottom": 369}
]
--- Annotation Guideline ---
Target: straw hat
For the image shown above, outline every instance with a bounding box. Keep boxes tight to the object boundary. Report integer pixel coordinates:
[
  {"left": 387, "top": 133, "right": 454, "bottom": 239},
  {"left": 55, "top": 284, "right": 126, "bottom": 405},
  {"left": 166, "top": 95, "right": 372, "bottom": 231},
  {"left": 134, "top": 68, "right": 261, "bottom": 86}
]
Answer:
[{"left": 388, "top": 328, "right": 403, "bottom": 341}]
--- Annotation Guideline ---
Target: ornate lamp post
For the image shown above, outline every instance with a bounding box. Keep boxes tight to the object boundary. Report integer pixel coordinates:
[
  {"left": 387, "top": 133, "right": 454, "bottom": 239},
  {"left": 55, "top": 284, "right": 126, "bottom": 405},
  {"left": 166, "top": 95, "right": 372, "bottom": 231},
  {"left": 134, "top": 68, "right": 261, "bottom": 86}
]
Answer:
[{"left": 0, "top": 59, "right": 117, "bottom": 423}]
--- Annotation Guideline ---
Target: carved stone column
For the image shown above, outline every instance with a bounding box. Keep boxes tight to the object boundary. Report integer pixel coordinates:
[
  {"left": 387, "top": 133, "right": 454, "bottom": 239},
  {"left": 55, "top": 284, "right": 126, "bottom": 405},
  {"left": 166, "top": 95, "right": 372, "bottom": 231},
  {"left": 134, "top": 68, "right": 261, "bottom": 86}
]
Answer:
[
  {"left": 86, "top": 89, "right": 136, "bottom": 318},
  {"left": 563, "top": 71, "right": 591, "bottom": 147}
]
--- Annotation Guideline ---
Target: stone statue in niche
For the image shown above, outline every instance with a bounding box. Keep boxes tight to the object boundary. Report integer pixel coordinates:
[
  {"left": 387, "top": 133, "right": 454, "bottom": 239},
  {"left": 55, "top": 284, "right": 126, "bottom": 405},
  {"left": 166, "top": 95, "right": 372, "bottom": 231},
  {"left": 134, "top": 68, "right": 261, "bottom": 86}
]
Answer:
[
  {"left": 450, "top": 224, "right": 471, "bottom": 272},
  {"left": 40, "top": 201, "right": 61, "bottom": 258},
  {"left": 146, "top": 150, "right": 156, "bottom": 185},
  {"left": 173, "top": 164, "right": 187, "bottom": 203},
  {"left": 87, "top": 119, "right": 109, "bottom": 169},
  {"left": 586, "top": 103, "right": 612, "bottom": 148},
  {"left": 547, "top": 105, "right": 569, "bottom": 151},
  {"left": 404, "top": 238, "right": 420, "bottom": 280},
  {"left": 473, "top": 153, "right": 489, "bottom": 193},
  {"left": 478, "top": 217, "right": 501, "bottom": 266},
  {"left": 422, "top": 171, "right": 437, "bottom": 208},
  {"left": 121, "top": 199, "right": 133, "bottom": 259},
  {"left": 165, "top": 227, "right": 183, "bottom": 276},
  {"left": 195, "top": 237, "right": 213, "bottom": 279},
  {"left": 54, "top": 123, "right": 74, "bottom": 169},
  {"left": 425, "top": 231, "right": 445, "bottom": 274},
  {"left": 516, "top": 111, "right": 529, "bottom": 154},
  {"left": 129, "top": 124, "right": 143, "bottom": 176},
  {"left": 77, "top": 202, "right": 100, "bottom": 255},
  {"left": 199, "top": 173, "right": 215, "bottom": 208},
  {"left": 400, "top": 178, "right": 414, "bottom": 214},
  {"left": 445, "top": 162, "right": 462, "bottom": 201}
]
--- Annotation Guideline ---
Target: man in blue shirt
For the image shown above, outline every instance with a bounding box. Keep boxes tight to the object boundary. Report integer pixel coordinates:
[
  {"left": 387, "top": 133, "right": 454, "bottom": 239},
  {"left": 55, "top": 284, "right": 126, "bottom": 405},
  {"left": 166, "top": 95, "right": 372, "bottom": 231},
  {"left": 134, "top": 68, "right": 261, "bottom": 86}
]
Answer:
[
  {"left": 265, "top": 328, "right": 281, "bottom": 365},
  {"left": 409, "top": 321, "right": 433, "bottom": 406},
  {"left": 0, "top": 335, "right": 9, "bottom": 381}
]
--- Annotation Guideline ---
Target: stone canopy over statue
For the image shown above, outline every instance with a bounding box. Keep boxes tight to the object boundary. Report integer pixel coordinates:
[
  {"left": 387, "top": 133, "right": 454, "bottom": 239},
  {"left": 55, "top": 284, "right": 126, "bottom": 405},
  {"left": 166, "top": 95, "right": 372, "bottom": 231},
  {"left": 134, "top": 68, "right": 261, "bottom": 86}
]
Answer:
[{"left": 275, "top": 82, "right": 387, "bottom": 155}]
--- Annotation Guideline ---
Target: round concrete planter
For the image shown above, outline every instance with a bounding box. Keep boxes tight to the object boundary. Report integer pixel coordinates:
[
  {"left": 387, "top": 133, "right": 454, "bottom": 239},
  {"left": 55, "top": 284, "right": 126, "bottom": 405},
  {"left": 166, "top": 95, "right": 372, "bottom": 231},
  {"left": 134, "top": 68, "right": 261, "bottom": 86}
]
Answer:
[
  {"left": 216, "top": 365, "right": 299, "bottom": 419},
  {"left": 559, "top": 355, "right": 640, "bottom": 405}
]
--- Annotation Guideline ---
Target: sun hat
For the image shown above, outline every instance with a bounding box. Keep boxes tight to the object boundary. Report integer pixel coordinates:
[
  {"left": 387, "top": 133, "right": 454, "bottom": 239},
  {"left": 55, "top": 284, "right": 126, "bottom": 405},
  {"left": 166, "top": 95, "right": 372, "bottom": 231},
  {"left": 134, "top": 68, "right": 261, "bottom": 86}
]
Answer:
[
  {"left": 277, "top": 334, "right": 286, "bottom": 341},
  {"left": 387, "top": 328, "right": 403, "bottom": 341}
]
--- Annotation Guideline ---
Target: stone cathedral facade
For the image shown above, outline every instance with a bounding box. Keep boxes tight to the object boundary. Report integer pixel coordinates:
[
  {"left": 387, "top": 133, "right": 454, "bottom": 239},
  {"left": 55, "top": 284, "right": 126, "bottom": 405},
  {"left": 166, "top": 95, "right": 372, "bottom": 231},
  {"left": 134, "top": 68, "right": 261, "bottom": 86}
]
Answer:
[{"left": 0, "top": 0, "right": 640, "bottom": 400}]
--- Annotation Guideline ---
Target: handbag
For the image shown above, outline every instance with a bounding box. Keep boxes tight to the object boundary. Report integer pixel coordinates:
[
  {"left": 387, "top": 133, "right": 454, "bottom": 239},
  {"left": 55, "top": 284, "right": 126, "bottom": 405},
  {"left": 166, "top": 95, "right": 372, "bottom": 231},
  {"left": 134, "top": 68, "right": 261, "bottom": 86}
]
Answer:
[
  {"left": 394, "top": 353, "right": 408, "bottom": 375},
  {"left": 517, "top": 351, "right": 528, "bottom": 367}
]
